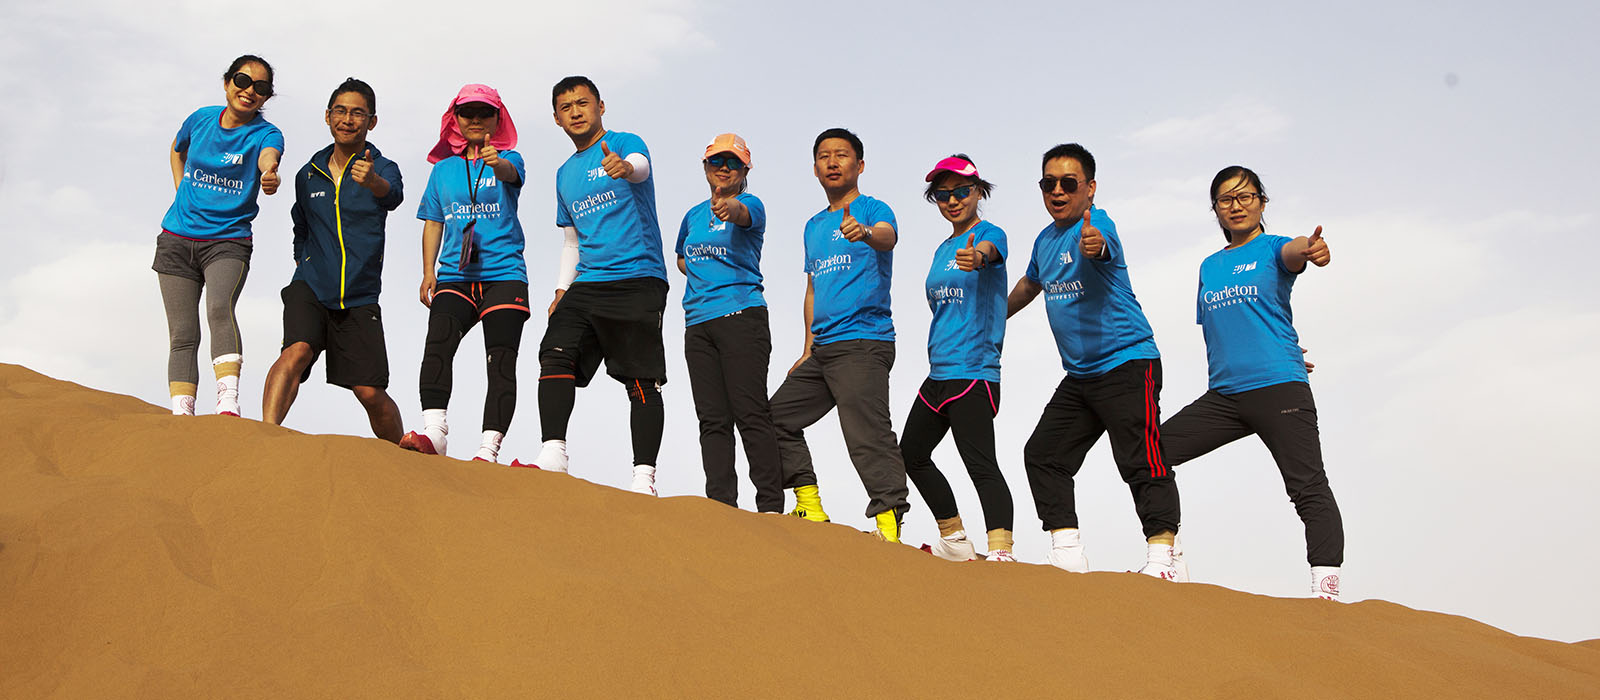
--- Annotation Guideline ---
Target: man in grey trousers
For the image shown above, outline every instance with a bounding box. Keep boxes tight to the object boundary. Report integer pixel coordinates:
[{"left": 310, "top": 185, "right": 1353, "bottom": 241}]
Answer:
[{"left": 769, "top": 127, "right": 909, "bottom": 542}]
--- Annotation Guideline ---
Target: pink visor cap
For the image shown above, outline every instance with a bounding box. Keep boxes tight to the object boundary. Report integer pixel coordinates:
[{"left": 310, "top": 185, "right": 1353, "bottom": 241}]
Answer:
[
  {"left": 924, "top": 156, "right": 979, "bottom": 182},
  {"left": 428, "top": 84, "right": 518, "bottom": 163}
]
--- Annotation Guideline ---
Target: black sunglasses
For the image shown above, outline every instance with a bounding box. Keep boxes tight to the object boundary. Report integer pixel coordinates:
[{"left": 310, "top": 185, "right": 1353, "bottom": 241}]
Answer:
[
  {"left": 455, "top": 104, "right": 499, "bottom": 120},
  {"left": 230, "top": 72, "right": 273, "bottom": 98},
  {"left": 705, "top": 154, "right": 745, "bottom": 170},
  {"left": 1037, "top": 176, "right": 1081, "bottom": 194},
  {"left": 931, "top": 185, "right": 975, "bottom": 202}
]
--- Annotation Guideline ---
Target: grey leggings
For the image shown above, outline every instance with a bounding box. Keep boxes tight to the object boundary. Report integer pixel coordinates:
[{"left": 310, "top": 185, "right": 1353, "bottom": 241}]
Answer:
[{"left": 158, "top": 259, "right": 248, "bottom": 386}]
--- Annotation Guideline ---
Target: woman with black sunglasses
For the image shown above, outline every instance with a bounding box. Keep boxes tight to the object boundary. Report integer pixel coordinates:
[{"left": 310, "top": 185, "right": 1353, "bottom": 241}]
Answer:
[
  {"left": 153, "top": 54, "right": 283, "bottom": 418},
  {"left": 1159, "top": 165, "right": 1344, "bottom": 601},
  {"left": 673, "top": 134, "right": 784, "bottom": 512},
  {"left": 400, "top": 84, "right": 531, "bottom": 463},
  {"left": 900, "top": 154, "right": 1017, "bottom": 562}
]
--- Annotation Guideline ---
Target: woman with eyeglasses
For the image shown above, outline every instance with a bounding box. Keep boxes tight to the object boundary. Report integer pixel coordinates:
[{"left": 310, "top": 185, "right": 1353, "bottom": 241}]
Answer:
[
  {"left": 153, "top": 54, "right": 283, "bottom": 418},
  {"left": 900, "top": 154, "right": 1017, "bottom": 562},
  {"left": 1159, "top": 165, "right": 1344, "bottom": 600},
  {"left": 673, "top": 134, "right": 784, "bottom": 512},
  {"left": 399, "top": 84, "right": 530, "bottom": 463}
]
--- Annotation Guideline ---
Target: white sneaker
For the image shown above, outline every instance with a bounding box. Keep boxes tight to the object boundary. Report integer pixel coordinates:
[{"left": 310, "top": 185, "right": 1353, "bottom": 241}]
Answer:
[
  {"left": 630, "top": 464, "right": 657, "bottom": 496},
  {"left": 533, "top": 440, "right": 569, "bottom": 473},
  {"left": 929, "top": 531, "right": 977, "bottom": 562},
  {"left": 215, "top": 379, "right": 241, "bottom": 417},
  {"left": 1171, "top": 534, "right": 1191, "bottom": 583},
  {"left": 988, "top": 549, "right": 1018, "bottom": 563},
  {"left": 1048, "top": 529, "right": 1089, "bottom": 573},
  {"left": 1137, "top": 543, "right": 1178, "bottom": 581},
  {"left": 1312, "top": 566, "right": 1341, "bottom": 602}
]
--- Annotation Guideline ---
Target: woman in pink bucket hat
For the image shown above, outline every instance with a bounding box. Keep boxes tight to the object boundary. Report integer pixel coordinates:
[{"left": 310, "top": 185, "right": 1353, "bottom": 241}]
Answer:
[{"left": 400, "top": 84, "right": 533, "bottom": 463}]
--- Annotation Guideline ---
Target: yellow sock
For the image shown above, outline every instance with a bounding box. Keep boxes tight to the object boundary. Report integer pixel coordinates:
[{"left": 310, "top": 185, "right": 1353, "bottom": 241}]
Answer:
[
  {"left": 987, "top": 528, "right": 1014, "bottom": 553},
  {"left": 1147, "top": 531, "right": 1176, "bottom": 547},
  {"left": 935, "top": 516, "right": 965, "bottom": 538},
  {"left": 169, "top": 381, "right": 197, "bottom": 397},
  {"left": 213, "top": 362, "right": 241, "bottom": 379}
]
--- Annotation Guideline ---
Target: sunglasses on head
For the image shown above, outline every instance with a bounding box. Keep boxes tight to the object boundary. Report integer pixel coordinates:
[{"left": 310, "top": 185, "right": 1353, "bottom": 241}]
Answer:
[
  {"left": 1037, "top": 176, "right": 1081, "bottom": 194},
  {"left": 931, "top": 185, "right": 975, "bottom": 202},
  {"left": 230, "top": 72, "right": 273, "bottom": 97},
  {"left": 455, "top": 104, "right": 498, "bottom": 120},
  {"left": 705, "top": 154, "right": 745, "bottom": 170}
]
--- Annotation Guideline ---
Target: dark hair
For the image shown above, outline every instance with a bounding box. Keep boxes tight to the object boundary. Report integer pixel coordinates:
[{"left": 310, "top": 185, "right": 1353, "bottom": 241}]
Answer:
[
  {"left": 813, "top": 128, "right": 864, "bottom": 160},
  {"left": 222, "top": 54, "right": 274, "bottom": 87},
  {"left": 326, "top": 77, "right": 376, "bottom": 113},
  {"left": 551, "top": 76, "right": 600, "bottom": 109},
  {"left": 1209, "top": 165, "right": 1270, "bottom": 240},
  {"left": 1041, "top": 143, "right": 1095, "bottom": 181},
  {"left": 923, "top": 153, "right": 995, "bottom": 203}
]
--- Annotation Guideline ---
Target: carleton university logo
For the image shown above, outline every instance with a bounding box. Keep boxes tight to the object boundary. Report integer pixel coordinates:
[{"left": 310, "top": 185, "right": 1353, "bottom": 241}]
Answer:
[{"left": 1059, "top": 251, "right": 1074, "bottom": 265}]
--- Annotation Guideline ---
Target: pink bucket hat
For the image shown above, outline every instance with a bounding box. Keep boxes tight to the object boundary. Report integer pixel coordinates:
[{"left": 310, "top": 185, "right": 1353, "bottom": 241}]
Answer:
[
  {"left": 924, "top": 155, "right": 979, "bottom": 182},
  {"left": 427, "top": 84, "right": 518, "bottom": 164}
]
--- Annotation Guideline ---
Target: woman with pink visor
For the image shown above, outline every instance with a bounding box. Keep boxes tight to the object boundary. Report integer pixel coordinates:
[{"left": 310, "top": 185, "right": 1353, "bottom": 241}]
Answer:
[
  {"left": 400, "top": 84, "right": 531, "bottom": 463},
  {"left": 900, "top": 155, "right": 1017, "bottom": 562}
]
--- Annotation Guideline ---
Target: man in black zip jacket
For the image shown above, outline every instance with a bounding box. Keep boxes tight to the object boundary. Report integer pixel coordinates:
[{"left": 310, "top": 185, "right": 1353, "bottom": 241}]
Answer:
[{"left": 263, "top": 78, "right": 405, "bottom": 441}]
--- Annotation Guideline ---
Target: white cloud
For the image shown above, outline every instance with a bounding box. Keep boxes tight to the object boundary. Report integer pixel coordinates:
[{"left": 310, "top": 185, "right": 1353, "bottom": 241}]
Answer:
[{"left": 1126, "top": 99, "right": 1291, "bottom": 151}]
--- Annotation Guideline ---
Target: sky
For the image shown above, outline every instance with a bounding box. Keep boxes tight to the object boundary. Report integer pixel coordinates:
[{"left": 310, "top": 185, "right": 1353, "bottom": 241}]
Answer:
[{"left": 2, "top": 0, "right": 1597, "bottom": 642}]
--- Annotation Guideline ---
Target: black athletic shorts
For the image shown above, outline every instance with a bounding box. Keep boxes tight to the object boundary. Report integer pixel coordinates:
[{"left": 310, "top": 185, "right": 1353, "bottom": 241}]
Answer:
[
  {"left": 432, "top": 279, "right": 532, "bottom": 318},
  {"left": 281, "top": 280, "right": 390, "bottom": 389},
  {"left": 151, "top": 230, "right": 252, "bottom": 280},
  {"left": 540, "top": 277, "right": 668, "bottom": 387}
]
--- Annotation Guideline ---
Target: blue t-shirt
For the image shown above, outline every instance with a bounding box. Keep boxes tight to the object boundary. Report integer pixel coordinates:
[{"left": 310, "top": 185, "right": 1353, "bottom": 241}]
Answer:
[
  {"left": 674, "top": 193, "right": 767, "bottom": 326},
  {"left": 924, "top": 221, "right": 1008, "bottom": 382},
  {"left": 1196, "top": 233, "right": 1307, "bottom": 394},
  {"left": 417, "top": 151, "right": 528, "bottom": 283},
  {"left": 803, "top": 195, "right": 897, "bottom": 345},
  {"left": 1024, "top": 207, "right": 1159, "bottom": 377},
  {"left": 160, "top": 106, "right": 285, "bottom": 240},
  {"left": 554, "top": 131, "right": 668, "bottom": 283}
]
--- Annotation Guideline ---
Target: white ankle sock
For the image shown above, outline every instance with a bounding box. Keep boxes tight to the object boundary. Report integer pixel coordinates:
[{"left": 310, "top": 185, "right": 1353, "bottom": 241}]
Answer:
[
  {"left": 1311, "top": 566, "right": 1342, "bottom": 600},
  {"left": 172, "top": 395, "right": 196, "bottom": 416},
  {"left": 475, "top": 430, "right": 504, "bottom": 462}
]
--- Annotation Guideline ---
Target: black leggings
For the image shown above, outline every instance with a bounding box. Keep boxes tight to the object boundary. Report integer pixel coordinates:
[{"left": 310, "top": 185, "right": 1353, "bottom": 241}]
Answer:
[
  {"left": 1161, "top": 381, "right": 1343, "bottom": 567},
  {"left": 419, "top": 293, "right": 528, "bottom": 433},
  {"left": 899, "top": 378, "right": 1012, "bottom": 532}
]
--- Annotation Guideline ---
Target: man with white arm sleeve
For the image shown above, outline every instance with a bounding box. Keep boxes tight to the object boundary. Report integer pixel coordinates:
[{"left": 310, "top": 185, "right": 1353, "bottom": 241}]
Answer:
[{"left": 530, "top": 75, "right": 669, "bottom": 496}]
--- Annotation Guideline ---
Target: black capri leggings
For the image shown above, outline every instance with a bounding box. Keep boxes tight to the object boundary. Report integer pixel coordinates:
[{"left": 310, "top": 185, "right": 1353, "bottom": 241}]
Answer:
[
  {"left": 899, "top": 377, "right": 1012, "bottom": 533},
  {"left": 418, "top": 282, "right": 529, "bottom": 433}
]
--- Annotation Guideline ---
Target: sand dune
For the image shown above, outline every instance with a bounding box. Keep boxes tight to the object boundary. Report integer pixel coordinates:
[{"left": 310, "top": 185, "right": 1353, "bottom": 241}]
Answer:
[{"left": 2, "top": 363, "right": 1597, "bottom": 699}]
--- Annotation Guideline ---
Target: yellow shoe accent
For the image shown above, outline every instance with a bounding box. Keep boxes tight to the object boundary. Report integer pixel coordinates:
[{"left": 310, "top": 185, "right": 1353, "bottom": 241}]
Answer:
[
  {"left": 788, "top": 485, "right": 830, "bottom": 523},
  {"left": 874, "top": 510, "right": 901, "bottom": 543}
]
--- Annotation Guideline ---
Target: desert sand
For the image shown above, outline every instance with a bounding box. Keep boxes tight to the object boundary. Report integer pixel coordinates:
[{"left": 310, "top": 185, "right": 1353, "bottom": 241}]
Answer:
[{"left": 2, "top": 363, "right": 1597, "bottom": 699}]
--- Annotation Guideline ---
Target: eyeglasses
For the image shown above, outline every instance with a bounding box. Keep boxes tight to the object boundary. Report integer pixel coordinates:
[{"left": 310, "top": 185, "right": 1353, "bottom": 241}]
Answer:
[
  {"left": 230, "top": 72, "right": 273, "bottom": 97},
  {"left": 1037, "top": 176, "right": 1080, "bottom": 194},
  {"left": 455, "top": 104, "right": 498, "bottom": 120},
  {"left": 705, "top": 154, "right": 745, "bottom": 170},
  {"left": 931, "top": 185, "right": 975, "bottom": 202},
  {"left": 328, "top": 106, "right": 372, "bottom": 120},
  {"left": 1214, "top": 192, "right": 1262, "bottom": 208}
]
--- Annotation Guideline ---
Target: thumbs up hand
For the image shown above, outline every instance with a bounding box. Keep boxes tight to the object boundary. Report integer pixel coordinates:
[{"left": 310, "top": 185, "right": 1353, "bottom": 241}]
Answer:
[
  {"left": 260, "top": 160, "right": 281, "bottom": 195},
  {"left": 600, "top": 141, "right": 632, "bottom": 180},
  {"left": 839, "top": 201, "right": 871, "bottom": 242},
  {"left": 1301, "top": 226, "right": 1330, "bottom": 267},
  {"left": 350, "top": 148, "right": 375, "bottom": 187},
  {"left": 955, "top": 232, "right": 983, "bottom": 271},
  {"left": 710, "top": 184, "right": 731, "bottom": 222},
  {"left": 479, "top": 132, "right": 500, "bottom": 168},
  {"left": 1078, "top": 209, "right": 1105, "bottom": 259}
]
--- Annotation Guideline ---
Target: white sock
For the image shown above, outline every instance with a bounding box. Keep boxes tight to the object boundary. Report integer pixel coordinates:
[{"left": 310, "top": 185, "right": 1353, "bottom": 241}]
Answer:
[
  {"left": 1311, "top": 566, "right": 1342, "bottom": 600},
  {"left": 475, "top": 430, "right": 504, "bottom": 462},
  {"left": 535, "top": 440, "right": 569, "bottom": 472},
  {"left": 1146, "top": 542, "right": 1175, "bottom": 566},
  {"left": 631, "top": 464, "right": 657, "bottom": 495},
  {"left": 1050, "top": 528, "right": 1083, "bottom": 549},
  {"left": 422, "top": 409, "right": 448, "bottom": 435},
  {"left": 172, "top": 395, "right": 196, "bottom": 416},
  {"left": 212, "top": 354, "right": 242, "bottom": 415}
]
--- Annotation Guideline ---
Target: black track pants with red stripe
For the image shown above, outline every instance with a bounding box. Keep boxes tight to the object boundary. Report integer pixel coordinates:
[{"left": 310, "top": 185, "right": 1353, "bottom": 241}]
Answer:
[{"left": 1022, "top": 358, "right": 1180, "bottom": 538}]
